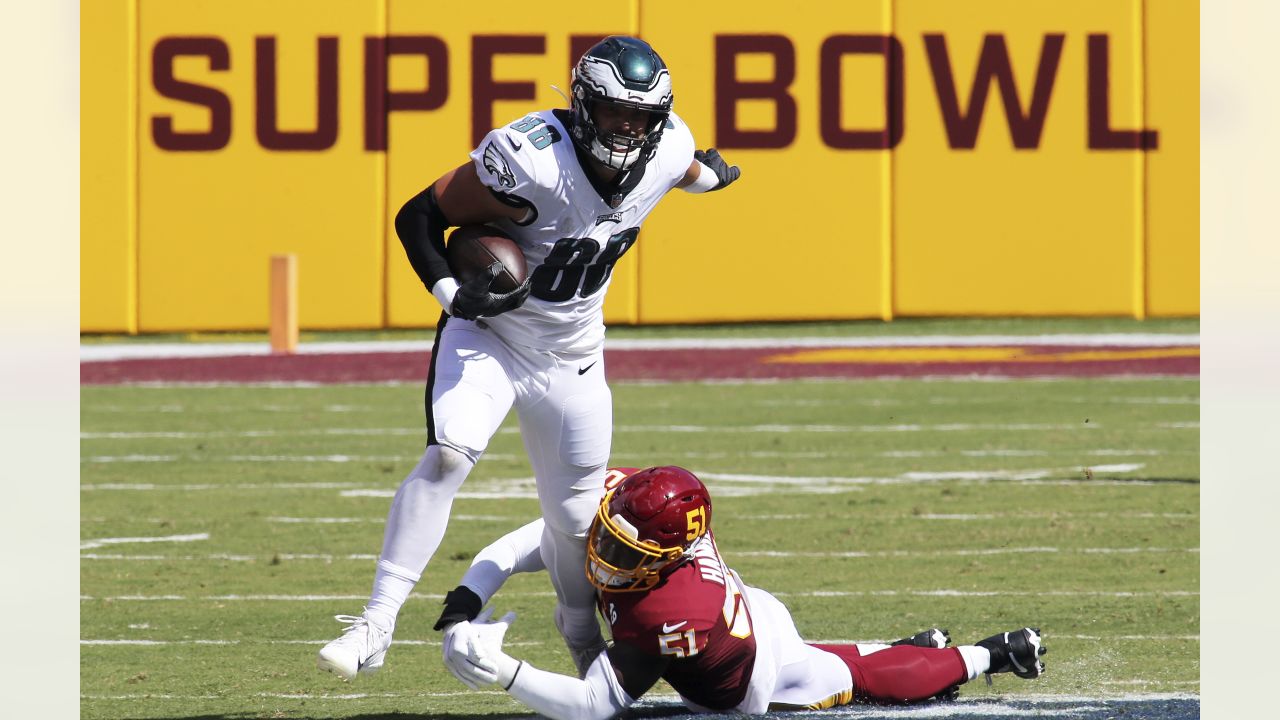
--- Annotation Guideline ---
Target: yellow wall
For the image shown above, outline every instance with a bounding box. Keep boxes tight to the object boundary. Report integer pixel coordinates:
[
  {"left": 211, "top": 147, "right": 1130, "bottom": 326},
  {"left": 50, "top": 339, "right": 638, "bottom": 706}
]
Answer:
[
  {"left": 80, "top": 0, "right": 1199, "bottom": 333},
  {"left": 1145, "top": 0, "right": 1199, "bottom": 316},
  {"left": 136, "top": 0, "right": 386, "bottom": 332},
  {"left": 894, "top": 0, "right": 1147, "bottom": 316},
  {"left": 81, "top": 0, "right": 137, "bottom": 333}
]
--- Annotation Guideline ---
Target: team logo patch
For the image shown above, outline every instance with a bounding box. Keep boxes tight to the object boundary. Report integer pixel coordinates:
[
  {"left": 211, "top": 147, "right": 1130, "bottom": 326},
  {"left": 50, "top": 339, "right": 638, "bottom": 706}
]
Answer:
[{"left": 482, "top": 141, "right": 516, "bottom": 189}]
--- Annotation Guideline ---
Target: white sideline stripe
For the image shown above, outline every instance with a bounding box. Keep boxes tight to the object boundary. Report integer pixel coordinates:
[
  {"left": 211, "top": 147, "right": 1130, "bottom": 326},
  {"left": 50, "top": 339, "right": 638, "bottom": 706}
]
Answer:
[
  {"left": 100, "top": 375, "right": 1201, "bottom": 388},
  {"left": 80, "top": 532, "right": 209, "bottom": 550},
  {"left": 79, "top": 333, "right": 1200, "bottom": 362}
]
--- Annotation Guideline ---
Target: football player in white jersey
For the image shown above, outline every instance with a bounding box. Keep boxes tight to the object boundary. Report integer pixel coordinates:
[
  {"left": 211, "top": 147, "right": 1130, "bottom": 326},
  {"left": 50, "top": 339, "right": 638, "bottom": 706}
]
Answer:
[{"left": 317, "top": 36, "right": 741, "bottom": 681}]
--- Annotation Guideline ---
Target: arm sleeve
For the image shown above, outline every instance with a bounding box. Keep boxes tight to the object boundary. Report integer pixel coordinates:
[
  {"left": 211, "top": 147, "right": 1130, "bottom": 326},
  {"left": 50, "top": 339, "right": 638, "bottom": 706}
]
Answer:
[
  {"left": 394, "top": 184, "right": 454, "bottom": 292},
  {"left": 505, "top": 649, "right": 635, "bottom": 720},
  {"left": 460, "top": 519, "right": 547, "bottom": 604}
]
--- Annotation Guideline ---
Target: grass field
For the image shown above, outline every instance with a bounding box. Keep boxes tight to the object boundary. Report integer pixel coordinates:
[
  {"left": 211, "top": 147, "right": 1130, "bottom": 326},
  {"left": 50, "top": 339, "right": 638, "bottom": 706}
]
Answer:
[{"left": 81, "top": 343, "right": 1199, "bottom": 718}]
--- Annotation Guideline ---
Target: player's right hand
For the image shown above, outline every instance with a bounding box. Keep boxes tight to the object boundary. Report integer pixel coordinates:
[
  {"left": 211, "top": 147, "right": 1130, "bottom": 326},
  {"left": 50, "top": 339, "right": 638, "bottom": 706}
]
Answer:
[
  {"left": 450, "top": 262, "right": 532, "bottom": 320},
  {"left": 442, "top": 607, "right": 518, "bottom": 689}
]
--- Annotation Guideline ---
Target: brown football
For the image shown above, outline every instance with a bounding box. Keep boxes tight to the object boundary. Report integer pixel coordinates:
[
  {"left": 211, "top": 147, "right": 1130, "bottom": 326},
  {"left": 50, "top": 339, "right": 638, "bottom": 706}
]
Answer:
[{"left": 446, "top": 225, "right": 528, "bottom": 293}]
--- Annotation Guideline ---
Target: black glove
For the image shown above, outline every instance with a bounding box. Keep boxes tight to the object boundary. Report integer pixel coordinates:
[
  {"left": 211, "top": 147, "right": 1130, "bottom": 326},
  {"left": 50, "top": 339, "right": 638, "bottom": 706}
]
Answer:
[
  {"left": 450, "top": 262, "right": 532, "bottom": 321},
  {"left": 433, "top": 586, "right": 484, "bottom": 631},
  {"left": 694, "top": 148, "right": 741, "bottom": 191}
]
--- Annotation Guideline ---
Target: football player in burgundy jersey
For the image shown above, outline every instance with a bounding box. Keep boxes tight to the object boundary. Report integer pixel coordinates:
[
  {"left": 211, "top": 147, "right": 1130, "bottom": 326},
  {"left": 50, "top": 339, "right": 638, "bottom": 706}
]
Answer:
[{"left": 435, "top": 467, "right": 1048, "bottom": 718}]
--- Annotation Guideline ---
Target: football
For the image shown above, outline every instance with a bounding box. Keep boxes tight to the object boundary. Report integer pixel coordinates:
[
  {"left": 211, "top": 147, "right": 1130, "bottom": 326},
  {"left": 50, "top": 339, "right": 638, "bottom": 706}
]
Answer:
[{"left": 446, "top": 225, "right": 528, "bottom": 294}]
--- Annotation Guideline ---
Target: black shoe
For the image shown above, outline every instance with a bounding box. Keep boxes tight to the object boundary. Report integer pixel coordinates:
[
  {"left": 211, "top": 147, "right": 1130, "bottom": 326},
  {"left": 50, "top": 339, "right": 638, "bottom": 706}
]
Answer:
[
  {"left": 977, "top": 627, "right": 1046, "bottom": 679},
  {"left": 891, "top": 628, "right": 950, "bottom": 649}
]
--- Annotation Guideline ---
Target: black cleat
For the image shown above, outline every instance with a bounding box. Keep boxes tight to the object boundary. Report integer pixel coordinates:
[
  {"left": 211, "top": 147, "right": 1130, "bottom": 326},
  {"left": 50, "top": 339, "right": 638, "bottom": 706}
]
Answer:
[
  {"left": 977, "top": 627, "right": 1047, "bottom": 680},
  {"left": 892, "top": 628, "right": 951, "bottom": 649}
]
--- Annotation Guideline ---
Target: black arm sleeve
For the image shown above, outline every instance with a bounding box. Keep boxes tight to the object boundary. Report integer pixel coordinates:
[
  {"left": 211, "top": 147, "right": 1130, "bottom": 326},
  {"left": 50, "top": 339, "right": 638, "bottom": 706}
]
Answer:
[{"left": 395, "top": 184, "right": 455, "bottom": 291}]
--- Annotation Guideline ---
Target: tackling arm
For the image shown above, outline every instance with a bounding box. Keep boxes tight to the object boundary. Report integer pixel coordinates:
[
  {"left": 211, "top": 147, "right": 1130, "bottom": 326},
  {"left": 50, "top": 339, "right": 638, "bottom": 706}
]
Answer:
[
  {"left": 457, "top": 621, "right": 670, "bottom": 720},
  {"left": 434, "top": 519, "right": 547, "bottom": 631}
]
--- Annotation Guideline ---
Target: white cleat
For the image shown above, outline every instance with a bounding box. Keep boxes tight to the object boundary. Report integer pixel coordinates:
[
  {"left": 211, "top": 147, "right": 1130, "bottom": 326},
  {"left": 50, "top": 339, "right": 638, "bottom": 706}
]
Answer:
[{"left": 316, "top": 613, "right": 393, "bottom": 681}]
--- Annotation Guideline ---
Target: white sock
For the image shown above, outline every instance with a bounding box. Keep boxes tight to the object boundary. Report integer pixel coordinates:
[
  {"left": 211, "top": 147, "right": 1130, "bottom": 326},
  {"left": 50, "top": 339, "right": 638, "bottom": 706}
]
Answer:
[
  {"left": 854, "top": 643, "right": 891, "bottom": 655},
  {"left": 957, "top": 645, "right": 992, "bottom": 680},
  {"left": 365, "top": 559, "right": 420, "bottom": 629},
  {"left": 364, "top": 445, "right": 474, "bottom": 627}
]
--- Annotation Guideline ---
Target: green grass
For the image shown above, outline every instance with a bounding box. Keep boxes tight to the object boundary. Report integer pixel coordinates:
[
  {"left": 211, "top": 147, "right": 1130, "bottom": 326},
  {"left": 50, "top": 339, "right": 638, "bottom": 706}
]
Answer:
[{"left": 81, "top": 376, "right": 1199, "bottom": 718}]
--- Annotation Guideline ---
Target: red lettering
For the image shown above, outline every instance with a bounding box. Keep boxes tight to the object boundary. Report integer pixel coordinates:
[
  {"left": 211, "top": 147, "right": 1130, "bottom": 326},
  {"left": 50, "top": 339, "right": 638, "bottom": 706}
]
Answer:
[
  {"left": 819, "top": 35, "right": 904, "bottom": 150},
  {"left": 255, "top": 36, "right": 339, "bottom": 151},
  {"left": 1087, "top": 34, "right": 1158, "bottom": 150},
  {"left": 924, "top": 33, "right": 1064, "bottom": 149},
  {"left": 363, "top": 36, "right": 449, "bottom": 152},
  {"left": 714, "top": 35, "right": 797, "bottom": 149},
  {"left": 152, "top": 37, "right": 232, "bottom": 151},
  {"left": 471, "top": 36, "right": 545, "bottom": 146}
]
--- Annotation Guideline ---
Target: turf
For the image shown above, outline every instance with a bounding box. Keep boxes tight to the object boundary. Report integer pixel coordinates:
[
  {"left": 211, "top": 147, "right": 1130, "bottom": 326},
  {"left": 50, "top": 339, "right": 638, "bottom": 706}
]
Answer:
[{"left": 80, "top": 376, "right": 1199, "bottom": 719}]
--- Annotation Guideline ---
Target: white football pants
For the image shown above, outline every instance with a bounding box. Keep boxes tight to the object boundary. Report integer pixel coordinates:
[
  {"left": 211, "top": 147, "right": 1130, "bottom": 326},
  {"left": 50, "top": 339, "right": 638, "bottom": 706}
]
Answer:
[{"left": 373, "top": 318, "right": 611, "bottom": 647}]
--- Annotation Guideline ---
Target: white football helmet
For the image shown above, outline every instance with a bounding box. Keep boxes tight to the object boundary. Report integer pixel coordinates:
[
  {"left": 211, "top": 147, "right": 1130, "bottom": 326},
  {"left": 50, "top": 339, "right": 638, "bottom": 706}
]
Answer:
[{"left": 569, "top": 36, "right": 673, "bottom": 171}]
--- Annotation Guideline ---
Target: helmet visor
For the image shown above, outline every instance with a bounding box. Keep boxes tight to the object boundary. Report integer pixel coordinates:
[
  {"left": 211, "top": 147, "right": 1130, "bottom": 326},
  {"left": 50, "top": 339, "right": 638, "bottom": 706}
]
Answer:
[{"left": 586, "top": 505, "right": 675, "bottom": 591}]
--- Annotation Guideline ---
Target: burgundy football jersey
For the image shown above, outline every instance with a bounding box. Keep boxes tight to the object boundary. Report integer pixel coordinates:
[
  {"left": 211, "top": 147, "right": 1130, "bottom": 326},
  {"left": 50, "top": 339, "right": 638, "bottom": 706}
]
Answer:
[{"left": 599, "top": 534, "right": 757, "bottom": 710}]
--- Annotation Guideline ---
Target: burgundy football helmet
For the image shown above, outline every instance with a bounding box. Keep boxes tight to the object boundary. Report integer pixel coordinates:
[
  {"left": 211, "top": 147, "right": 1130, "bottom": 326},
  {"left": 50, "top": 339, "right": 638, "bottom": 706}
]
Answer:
[{"left": 586, "top": 466, "right": 712, "bottom": 592}]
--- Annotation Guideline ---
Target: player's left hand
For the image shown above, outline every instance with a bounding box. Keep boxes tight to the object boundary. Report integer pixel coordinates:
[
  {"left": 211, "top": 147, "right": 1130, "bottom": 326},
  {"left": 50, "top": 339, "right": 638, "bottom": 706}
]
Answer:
[
  {"left": 694, "top": 148, "right": 741, "bottom": 190},
  {"left": 442, "top": 607, "right": 517, "bottom": 688}
]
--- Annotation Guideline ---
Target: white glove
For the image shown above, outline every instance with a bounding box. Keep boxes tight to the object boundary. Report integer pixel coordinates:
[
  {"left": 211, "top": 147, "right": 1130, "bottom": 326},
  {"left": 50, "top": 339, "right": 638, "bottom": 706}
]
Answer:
[{"left": 442, "top": 607, "right": 519, "bottom": 689}]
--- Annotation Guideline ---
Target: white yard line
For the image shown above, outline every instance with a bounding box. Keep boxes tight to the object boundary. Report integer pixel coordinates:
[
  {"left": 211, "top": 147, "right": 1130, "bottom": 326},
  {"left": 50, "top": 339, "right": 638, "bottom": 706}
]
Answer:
[
  {"left": 80, "top": 532, "right": 209, "bottom": 551},
  {"left": 81, "top": 461, "right": 1162, "bottom": 495},
  {"left": 81, "top": 421, "right": 1125, "bottom": 440}
]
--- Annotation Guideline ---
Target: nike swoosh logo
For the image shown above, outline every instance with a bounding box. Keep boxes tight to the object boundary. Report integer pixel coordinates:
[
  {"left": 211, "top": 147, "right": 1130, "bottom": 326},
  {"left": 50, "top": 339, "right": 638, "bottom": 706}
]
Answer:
[
  {"left": 509, "top": 137, "right": 522, "bottom": 151},
  {"left": 578, "top": 362, "right": 597, "bottom": 375},
  {"left": 661, "top": 621, "right": 687, "bottom": 633}
]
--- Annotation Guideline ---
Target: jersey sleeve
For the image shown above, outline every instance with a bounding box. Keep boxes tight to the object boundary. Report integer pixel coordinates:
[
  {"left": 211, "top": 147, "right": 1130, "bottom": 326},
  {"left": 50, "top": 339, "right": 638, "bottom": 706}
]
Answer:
[
  {"left": 660, "top": 112, "right": 697, "bottom": 190},
  {"left": 468, "top": 122, "right": 543, "bottom": 218}
]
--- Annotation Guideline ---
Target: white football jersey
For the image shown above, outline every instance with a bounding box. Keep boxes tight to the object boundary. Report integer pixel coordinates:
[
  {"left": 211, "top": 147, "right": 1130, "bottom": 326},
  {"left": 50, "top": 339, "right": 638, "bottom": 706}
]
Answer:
[{"left": 467, "top": 109, "right": 695, "bottom": 354}]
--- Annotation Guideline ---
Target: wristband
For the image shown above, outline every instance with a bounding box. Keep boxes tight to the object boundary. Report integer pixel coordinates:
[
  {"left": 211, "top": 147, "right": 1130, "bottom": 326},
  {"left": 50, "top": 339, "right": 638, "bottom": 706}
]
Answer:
[
  {"left": 432, "top": 276, "right": 460, "bottom": 312},
  {"left": 503, "top": 659, "right": 524, "bottom": 690},
  {"left": 681, "top": 161, "right": 722, "bottom": 193}
]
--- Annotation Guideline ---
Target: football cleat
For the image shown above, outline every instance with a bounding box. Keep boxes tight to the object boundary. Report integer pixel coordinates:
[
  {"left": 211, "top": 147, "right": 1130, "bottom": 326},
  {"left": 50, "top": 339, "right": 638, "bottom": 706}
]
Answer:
[
  {"left": 977, "top": 627, "right": 1047, "bottom": 680},
  {"left": 891, "top": 628, "right": 951, "bottom": 649},
  {"left": 316, "top": 612, "right": 393, "bottom": 681}
]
